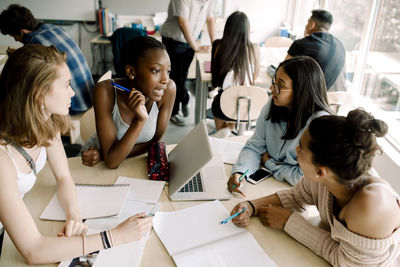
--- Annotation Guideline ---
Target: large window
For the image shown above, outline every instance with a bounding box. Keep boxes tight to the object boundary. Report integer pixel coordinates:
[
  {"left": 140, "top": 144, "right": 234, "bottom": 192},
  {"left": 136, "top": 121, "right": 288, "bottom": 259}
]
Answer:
[{"left": 329, "top": 0, "right": 400, "bottom": 148}]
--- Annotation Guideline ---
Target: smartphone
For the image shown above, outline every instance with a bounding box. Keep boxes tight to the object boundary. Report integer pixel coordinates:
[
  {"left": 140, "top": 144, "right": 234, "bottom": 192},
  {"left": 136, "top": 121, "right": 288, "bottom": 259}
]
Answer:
[{"left": 247, "top": 168, "right": 273, "bottom": 184}]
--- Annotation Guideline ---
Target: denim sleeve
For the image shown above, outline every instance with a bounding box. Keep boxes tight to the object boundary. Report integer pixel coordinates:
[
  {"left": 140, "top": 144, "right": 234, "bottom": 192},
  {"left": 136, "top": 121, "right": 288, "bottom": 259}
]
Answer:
[
  {"left": 231, "top": 105, "right": 269, "bottom": 176},
  {"left": 264, "top": 158, "right": 303, "bottom": 186}
]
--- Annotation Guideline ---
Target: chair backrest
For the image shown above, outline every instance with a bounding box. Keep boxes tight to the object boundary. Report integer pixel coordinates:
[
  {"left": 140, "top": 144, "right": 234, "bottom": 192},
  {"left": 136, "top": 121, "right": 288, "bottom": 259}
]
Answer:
[
  {"left": 98, "top": 70, "right": 112, "bottom": 83},
  {"left": 80, "top": 107, "right": 96, "bottom": 143},
  {"left": 327, "top": 91, "right": 353, "bottom": 115},
  {"left": 220, "top": 85, "right": 269, "bottom": 122},
  {"left": 264, "top": 36, "right": 293, "bottom": 48},
  {"left": 110, "top": 27, "right": 147, "bottom": 77}
]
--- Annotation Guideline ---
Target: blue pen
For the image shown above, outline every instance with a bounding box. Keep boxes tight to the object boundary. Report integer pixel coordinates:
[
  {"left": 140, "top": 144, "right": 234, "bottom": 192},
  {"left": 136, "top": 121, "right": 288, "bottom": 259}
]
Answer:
[
  {"left": 110, "top": 82, "right": 131, "bottom": 93},
  {"left": 231, "top": 169, "right": 249, "bottom": 189},
  {"left": 219, "top": 208, "right": 247, "bottom": 224}
]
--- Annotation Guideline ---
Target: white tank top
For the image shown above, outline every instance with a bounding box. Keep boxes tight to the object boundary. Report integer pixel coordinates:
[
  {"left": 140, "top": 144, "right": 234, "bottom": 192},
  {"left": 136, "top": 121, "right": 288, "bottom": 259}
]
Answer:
[{"left": 0, "top": 144, "right": 46, "bottom": 231}]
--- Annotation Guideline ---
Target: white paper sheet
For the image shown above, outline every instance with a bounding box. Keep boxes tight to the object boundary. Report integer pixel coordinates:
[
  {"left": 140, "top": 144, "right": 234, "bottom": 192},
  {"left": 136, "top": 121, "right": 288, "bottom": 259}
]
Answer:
[
  {"left": 209, "top": 137, "right": 245, "bottom": 165},
  {"left": 114, "top": 176, "right": 165, "bottom": 203},
  {"left": 40, "top": 184, "right": 131, "bottom": 220},
  {"left": 173, "top": 232, "right": 277, "bottom": 267},
  {"left": 153, "top": 201, "right": 245, "bottom": 256},
  {"left": 85, "top": 201, "right": 157, "bottom": 229}
]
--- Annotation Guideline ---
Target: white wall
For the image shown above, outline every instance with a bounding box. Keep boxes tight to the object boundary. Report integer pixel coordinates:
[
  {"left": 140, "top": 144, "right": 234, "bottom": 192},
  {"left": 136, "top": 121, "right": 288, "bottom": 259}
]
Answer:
[{"left": 224, "top": 0, "right": 288, "bottom": 44}]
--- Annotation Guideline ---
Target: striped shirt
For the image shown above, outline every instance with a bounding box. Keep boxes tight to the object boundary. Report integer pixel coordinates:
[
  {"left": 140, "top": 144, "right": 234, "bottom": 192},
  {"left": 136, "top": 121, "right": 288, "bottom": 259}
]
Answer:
[{"left": 23, "top": 23, "right": 94, "bottom": 114}]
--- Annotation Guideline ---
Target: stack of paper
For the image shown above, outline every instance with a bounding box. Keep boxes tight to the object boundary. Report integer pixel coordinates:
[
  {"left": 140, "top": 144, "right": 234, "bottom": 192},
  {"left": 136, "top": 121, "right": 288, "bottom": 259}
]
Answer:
[
  {"left": 59, "top": 177, "right": 166, "bottom": 267},
  {"left": 40, "top": 184, "right": 131, "bottom": 220}
]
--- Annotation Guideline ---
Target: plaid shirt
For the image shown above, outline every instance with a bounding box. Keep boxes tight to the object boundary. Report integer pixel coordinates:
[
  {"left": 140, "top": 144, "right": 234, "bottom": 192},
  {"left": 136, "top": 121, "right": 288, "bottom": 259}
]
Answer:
[{"left": 23, "top": 24, "right": 94, "bottom": 114}]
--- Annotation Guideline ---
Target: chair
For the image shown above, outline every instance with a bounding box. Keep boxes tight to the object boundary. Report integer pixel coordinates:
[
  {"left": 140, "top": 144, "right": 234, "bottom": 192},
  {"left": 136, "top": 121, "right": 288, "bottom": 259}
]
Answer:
[
  {"left": 110, "top": 27, "right": 147, "bottom": 77},
  {"left": 264, "top": 36, "right": 293, "bottom": 48},
  {"left": 220, "top": 86, "right": 269, "bottom": 135},
  {"left": 69, "top": 70, "right": 112, "bottom": 144},
  {"left": 327, "top": 91, "right": 354, "bottom": 115}
]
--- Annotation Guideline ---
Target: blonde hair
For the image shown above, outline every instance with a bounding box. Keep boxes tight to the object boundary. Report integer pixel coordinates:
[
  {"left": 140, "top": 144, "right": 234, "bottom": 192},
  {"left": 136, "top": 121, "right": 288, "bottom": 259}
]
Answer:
[{"left": 0, "top": 44, "right": 70, "bottom": 147}]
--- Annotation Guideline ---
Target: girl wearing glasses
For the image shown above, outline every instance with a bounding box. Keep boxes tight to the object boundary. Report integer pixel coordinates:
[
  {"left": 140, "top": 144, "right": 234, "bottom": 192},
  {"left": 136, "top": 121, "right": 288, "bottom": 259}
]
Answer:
[{"left": 228, "top": 56, "right": 332, "bottom": 196}]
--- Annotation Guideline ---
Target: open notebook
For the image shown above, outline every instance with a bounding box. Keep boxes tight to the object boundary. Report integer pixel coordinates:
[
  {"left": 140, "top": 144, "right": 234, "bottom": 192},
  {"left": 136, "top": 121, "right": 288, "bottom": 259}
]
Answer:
[
  {"left": 153, "top": 201, "right": 277, "bottom": 267},
  {"left": 40, "top": 184, "right": 130, "bottom": 220}
]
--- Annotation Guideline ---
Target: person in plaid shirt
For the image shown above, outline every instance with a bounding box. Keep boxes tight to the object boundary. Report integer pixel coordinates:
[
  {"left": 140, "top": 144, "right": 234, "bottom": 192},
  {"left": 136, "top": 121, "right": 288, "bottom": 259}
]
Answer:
[{"left": 0, "top": 4, "right": 94, "bottom": 115}]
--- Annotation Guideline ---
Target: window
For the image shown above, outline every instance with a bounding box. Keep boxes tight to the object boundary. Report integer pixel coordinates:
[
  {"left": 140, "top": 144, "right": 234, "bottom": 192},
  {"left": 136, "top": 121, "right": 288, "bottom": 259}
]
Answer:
[{"left": 329, "top": 0, "right": 400, "bottom": 148}]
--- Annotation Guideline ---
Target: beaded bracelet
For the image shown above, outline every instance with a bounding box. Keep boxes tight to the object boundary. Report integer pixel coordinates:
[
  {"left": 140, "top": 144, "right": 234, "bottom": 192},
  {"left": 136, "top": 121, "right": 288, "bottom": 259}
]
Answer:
[{"left": 246, "top": 200, "right": 255, "bottom": 217}]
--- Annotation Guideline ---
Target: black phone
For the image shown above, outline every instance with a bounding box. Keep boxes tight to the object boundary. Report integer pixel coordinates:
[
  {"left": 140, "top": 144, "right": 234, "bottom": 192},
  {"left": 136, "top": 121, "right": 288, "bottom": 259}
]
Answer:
[{"left": 247, "top": 168, "right": 273, "bottom": 184}]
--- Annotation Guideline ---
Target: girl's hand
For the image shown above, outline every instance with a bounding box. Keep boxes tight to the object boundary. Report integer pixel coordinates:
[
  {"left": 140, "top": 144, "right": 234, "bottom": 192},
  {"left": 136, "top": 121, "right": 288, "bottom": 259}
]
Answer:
[
  {"left": 258, "top": 204, "right": 292, "bottom": 230},
  {"left": 82, "top": 146, "right": 101, "bottom": 167},
  {"left": 227, "top": 173, "right": 246, "bottom": 197},
  {"left": 58, "top": 218, "right": 87, "bottom": 237},
  {"left": 261, "top": 152, "right": 270, "bottom": 166},
  {"left": 231, "top": 201, "right": 253, "bottom": 227},
  {"left": 127, "top": 90, "right": 148, "bottom": 122},
  {"left": 112, "top": 212, "right": 153, "bottom": 246}
]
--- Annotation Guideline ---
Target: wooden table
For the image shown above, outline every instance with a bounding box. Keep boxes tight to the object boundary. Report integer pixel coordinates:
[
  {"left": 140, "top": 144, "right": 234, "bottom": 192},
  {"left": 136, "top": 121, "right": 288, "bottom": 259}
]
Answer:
[
  {"left": 194, "top": 47, "right": 287, "bottom": 124},
  {"left": 0, "top": 145, "right": 329, "bottom": 267}
]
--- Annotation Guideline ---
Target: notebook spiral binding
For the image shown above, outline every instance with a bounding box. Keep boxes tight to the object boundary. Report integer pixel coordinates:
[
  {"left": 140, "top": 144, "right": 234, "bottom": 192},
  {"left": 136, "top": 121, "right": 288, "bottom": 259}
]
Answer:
[{"left": 75, "top": 183, "right": 130, "bottom": 188}]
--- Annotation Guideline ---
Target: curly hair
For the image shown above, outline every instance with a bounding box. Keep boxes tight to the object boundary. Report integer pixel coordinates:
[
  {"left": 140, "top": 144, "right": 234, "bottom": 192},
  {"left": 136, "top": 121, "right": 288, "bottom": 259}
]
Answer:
[
  {"left": 0, "top": 4, "right": 38, "bottom": 35},
  {"left": 308, "top": 109, "right": 388, "bottom": 183}
]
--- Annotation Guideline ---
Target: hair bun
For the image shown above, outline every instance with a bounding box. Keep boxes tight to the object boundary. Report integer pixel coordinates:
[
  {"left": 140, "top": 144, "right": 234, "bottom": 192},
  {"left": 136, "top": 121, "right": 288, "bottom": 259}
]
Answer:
[{"left": 345, "top": 109, "right": 388, "bottom": 147}]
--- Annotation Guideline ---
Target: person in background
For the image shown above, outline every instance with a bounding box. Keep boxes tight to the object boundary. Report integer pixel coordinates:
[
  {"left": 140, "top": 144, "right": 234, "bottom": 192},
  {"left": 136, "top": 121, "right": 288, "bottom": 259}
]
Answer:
[
  {"left": 161, "top": 0, "right": 216, "bottom": 126},
  {"left": 286, "top": 9, "right": 346, "bottom": 92},
  {"left": 81, "top": 36, "right": 175, "bottom": 168},
  {"left": 0, "top": 4, "right": 94, "bottom": 115},
  {"left": 231, "top": 109, "right": 400, "bottom": 266},
  {"left": 227, "top": 56, "right": 332, "bottom": 196},
  {"left": 210, "top": 11, "right": 260, "bottom": 138},
  {"left": 0, "top": 44, "right": 152, "bottom": 263}
]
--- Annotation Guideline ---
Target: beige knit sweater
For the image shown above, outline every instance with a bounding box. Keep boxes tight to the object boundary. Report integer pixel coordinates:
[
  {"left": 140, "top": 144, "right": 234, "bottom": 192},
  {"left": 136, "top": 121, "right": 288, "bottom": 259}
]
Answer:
[{"left": 276, "top": 176, "right": 400, "bottom": 267}]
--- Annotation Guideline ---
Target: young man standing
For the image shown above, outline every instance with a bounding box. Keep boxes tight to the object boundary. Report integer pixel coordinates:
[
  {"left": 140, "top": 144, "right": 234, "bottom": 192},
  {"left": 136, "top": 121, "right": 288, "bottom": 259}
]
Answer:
[{"left": 161, "top": 0, "right": 216, "bottom": 126}]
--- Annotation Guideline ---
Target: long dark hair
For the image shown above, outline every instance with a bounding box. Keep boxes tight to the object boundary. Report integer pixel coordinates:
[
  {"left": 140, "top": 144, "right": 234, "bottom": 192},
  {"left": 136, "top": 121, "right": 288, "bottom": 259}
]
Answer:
[
  {"left": 267, "top": 56, "right": 331, "bottom": 139},
  {"left": 308, "top": 109, "right": 388, "bottom": 183},
  {"left": 211, "top": 11, "right": 255, "bottom": 88}
]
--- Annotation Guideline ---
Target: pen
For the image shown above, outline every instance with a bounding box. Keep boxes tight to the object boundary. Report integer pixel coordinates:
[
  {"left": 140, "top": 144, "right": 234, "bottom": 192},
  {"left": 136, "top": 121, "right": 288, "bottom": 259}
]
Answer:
[
  {"left": 110, "top": 82, "right": 131, "bottom": 93},
  {"left": 231, "top": 169, "right": 249, "bottom": 189},
  {"left": 219, "top": 208, "right": 247, "bottom": 224}
]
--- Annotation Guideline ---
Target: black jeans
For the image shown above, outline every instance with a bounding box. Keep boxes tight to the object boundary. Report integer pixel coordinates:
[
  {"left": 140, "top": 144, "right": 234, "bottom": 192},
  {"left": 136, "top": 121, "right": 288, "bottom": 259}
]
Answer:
[{"left": 162, "top": 36, "right": 195, "bottom": 116}]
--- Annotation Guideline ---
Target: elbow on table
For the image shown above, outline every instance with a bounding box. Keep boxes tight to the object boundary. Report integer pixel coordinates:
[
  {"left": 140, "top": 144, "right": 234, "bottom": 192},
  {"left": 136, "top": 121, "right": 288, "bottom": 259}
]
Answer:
[
  {"left": 104, "top": 158, "right": 120, "bottom": 169},
  {"left": 21, "top": 247, "right": 47, "bottom": 265}
]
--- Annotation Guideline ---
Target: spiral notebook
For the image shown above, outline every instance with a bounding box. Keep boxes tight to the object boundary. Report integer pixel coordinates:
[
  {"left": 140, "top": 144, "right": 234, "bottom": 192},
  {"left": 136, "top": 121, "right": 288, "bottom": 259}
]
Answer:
[{"left": 40, "top": 183, "right": 131, "bottom": 221}]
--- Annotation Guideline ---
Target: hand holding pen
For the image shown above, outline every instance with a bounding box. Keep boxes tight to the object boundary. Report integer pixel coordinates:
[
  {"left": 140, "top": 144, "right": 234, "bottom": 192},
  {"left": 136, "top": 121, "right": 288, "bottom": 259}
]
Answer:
[
  {"left": 111, "top": 82, "right": 148, "bottom": 121},
  {"left": 229, "top": 201, "right": 253, "bottom": 227},
  {"left": 227, "top": 169, "right": 249, "bottom": 197}
]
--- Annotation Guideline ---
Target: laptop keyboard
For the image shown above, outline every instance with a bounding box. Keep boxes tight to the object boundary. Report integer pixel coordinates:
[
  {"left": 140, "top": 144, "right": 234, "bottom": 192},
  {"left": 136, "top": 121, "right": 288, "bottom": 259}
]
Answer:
[{"left": 179, "top": 173, "right": 204, "bottom": 192}]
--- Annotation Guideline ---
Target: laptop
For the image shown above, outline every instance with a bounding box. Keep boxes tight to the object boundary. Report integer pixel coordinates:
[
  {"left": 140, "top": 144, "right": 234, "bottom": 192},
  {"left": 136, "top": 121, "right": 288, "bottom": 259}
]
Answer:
[{"left": 168, "top": 120, "right": 233, "bottom": 201}]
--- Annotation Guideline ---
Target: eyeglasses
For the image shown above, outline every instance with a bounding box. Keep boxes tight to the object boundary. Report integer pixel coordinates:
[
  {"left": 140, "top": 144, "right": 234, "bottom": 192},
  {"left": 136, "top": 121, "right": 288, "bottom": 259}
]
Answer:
[{"left": 271, "top": 77, "right": 293, "bottom": 95}]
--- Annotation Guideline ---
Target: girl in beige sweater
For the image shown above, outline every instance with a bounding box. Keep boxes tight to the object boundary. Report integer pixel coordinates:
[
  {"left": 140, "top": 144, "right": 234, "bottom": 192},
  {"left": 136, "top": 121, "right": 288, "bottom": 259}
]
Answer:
[{"left": 231, "top": 109, "right": 400, "bottom": 266}]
